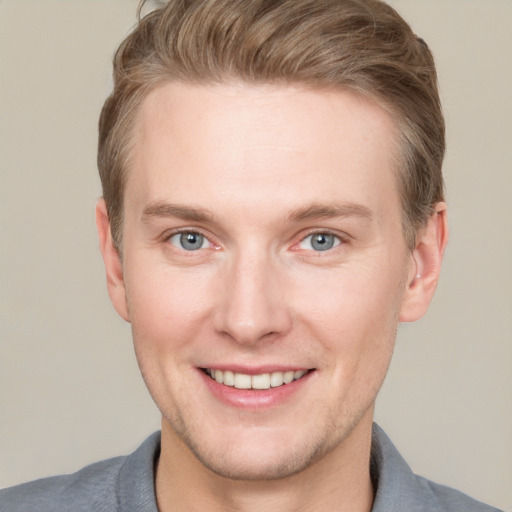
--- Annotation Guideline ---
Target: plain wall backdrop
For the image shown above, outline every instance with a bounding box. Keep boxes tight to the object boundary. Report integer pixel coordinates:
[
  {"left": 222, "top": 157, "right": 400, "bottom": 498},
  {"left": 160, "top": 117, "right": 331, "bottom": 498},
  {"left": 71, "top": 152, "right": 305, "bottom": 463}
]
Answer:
[{"left": 0, "top": 1, "right": 510, "bottom": 510}]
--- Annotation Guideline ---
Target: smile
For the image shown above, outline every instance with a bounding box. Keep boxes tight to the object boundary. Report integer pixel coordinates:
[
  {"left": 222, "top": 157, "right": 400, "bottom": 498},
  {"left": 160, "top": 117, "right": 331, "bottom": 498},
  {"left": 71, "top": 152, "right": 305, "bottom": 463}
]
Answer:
[{"left": 204, "top": 369, "right": 311, "bottom": 390}]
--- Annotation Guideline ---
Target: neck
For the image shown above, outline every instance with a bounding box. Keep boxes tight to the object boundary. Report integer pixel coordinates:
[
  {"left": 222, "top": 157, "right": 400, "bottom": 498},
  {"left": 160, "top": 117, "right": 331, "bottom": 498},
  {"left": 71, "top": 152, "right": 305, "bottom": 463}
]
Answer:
[{"left": 155, "top": 415, "right": 375, "bottom": 512}]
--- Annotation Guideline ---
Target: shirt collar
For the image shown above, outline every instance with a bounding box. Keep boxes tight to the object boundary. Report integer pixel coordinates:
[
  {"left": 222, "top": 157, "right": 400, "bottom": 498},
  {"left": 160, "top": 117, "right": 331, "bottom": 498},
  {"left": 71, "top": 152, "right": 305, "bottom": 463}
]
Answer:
[
  {"left": 371, "top": 423, "right": 441, "bottom": 511},
  {"left": 115, "top": 425, "right": 442, "bottom": 512}
]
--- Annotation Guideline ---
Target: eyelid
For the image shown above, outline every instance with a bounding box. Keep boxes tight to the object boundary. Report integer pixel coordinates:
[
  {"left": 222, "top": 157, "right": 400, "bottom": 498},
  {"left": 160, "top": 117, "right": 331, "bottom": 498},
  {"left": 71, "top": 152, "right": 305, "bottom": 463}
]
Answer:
[
  {"left": 161, "top": 227, "right": 348, "bottom": 253},
  {"left": 164, "top": 227, "right": 219, "bottom": 251},
  {"left": 169, "top": 232, "right": 209, "bottom": 250},
  {"left": 292, "top": 229, "right": 348, "bottom": 252}
]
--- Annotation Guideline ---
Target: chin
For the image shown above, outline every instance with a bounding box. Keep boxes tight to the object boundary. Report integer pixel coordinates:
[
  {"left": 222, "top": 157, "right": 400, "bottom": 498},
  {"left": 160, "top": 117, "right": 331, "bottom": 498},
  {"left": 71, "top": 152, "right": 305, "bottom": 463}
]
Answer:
[
  {"left": 190, "top": 442, "right": 325, "bottom": 481},
  {"left": 171, "top": 419, "right": 340, "bottom": 481}
]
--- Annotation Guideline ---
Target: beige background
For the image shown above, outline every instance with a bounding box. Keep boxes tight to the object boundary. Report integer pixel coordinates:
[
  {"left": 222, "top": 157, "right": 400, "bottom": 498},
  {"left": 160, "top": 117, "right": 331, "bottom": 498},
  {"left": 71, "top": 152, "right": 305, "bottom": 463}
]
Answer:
[{"left": 0, "top": 1, "right": 511, "bottom": 510}]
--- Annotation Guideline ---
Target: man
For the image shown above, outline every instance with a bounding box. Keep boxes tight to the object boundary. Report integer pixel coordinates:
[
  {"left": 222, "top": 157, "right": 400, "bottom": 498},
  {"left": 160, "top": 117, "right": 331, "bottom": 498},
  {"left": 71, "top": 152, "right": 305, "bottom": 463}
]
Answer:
[{"left": 0, "top": 0, "right": 503, "bottom": 511}]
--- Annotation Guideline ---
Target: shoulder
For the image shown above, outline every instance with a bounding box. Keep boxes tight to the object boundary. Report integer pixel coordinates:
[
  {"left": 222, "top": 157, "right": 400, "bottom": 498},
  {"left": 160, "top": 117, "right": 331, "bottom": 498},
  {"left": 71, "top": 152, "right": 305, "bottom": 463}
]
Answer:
[
  {"left": 0, "top": 456, "right": 126, "bottom": 512},
  {"left": 414, "top": 475, "right": 504, "bottom": 512},
  {"left": 0, "top": 432, "right": 160, "bottom": 512},
  {"left": 371, "top": 424, "right": 504, "bottom": 512}
]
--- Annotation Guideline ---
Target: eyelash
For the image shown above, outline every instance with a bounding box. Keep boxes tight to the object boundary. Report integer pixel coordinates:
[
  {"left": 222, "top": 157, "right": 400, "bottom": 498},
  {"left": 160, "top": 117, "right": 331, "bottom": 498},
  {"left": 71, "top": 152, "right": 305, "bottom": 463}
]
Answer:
[
  {"left": 166, "top": 229, "right": 217, "bottom": 252},
  {"left": 164, "top": 228, "right": 346, "bottom": 254},
  {"left": 296, "top": 231, "right": 343, "bottom": 252}
]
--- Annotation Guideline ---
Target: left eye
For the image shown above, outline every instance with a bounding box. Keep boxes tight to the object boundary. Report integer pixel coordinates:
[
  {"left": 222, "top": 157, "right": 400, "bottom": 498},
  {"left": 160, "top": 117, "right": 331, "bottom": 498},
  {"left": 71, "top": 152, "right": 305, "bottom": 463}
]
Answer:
[
  {"left": 299, "top": 233, "right": 341, "bottom": 252},
  {"left": 169, "top": 232, "right": 210, "bottom": 251}
]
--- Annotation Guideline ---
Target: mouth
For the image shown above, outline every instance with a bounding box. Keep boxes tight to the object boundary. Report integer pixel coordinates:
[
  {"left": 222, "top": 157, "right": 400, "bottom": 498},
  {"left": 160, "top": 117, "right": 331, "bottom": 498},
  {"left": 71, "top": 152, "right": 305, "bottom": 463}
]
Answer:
[{"left": 202, "top": 368, "right": 313, "bottom": 390}]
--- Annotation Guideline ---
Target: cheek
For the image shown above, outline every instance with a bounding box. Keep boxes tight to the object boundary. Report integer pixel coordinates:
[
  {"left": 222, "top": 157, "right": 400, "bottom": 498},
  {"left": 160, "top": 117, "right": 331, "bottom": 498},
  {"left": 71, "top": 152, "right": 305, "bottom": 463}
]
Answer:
[
  {"left": 294, "top": 261, "right": 405, "bottom": 336},
  {"left": 291, "top": 258, "right": 405, "bottom": 389},
  {"left": 123, "top": 259, "right": 216, "bottom": 355},
  {"left": 124, "top": 263, "right": 218, "bottom": 410}
]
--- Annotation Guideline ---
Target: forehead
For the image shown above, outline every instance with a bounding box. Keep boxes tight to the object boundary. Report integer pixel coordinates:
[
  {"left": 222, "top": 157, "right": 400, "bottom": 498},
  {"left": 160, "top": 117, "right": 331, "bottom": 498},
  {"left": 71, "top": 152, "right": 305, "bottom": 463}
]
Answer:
[{"left": 126, "top": 82, "right": 401, "bottom": 224}]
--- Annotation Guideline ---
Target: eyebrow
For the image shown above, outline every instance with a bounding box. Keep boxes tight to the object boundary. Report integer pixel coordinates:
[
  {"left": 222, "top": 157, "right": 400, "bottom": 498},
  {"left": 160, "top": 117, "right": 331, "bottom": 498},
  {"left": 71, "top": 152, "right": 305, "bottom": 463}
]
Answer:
[
  {"left": 141, "top": 202, "right": 213, "bottom": 223},
  {"left": 141, "top": 200, "right": 373, "bottom": 225},
  {"left": 287, "top": 202, "right": 373, "bottom": 222}
]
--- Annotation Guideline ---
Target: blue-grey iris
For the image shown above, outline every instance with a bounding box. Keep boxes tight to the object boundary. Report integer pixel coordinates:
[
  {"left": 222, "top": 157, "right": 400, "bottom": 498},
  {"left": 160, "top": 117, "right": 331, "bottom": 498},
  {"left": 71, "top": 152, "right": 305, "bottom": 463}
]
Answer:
[
  {"left": 180, "top": 232, "right": 205, "bottom": 250},
  {"left": 311, "top": 233, "right": 336, "bottom": 251}
]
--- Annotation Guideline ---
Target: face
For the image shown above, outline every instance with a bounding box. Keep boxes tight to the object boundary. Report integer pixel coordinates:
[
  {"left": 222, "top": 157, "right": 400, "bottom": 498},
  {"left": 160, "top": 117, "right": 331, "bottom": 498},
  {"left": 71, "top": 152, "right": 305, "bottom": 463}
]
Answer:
[{"left": 103, "top": 82, "right": 419, "bottom": 480}]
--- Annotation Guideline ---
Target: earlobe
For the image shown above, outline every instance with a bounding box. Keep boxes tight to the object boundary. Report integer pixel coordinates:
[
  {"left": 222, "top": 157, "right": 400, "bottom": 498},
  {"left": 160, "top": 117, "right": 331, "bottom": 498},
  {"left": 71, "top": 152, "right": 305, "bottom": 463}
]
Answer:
[
  {"left": 95, "top": 199, "right": 130, "bottom": 322},
  {"left": 399, "top": 202, "right": 449, "bottom": 322}
]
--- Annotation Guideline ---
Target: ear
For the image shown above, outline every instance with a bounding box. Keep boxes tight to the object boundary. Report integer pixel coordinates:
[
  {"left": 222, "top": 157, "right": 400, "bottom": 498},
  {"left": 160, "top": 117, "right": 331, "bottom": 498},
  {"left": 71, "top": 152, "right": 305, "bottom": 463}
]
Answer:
[
  {"left": 399, "top": 202, "right": 449, "bottom": 322},
  {"left": 95, "top": 199, "right": 130, "bottom": 322}
]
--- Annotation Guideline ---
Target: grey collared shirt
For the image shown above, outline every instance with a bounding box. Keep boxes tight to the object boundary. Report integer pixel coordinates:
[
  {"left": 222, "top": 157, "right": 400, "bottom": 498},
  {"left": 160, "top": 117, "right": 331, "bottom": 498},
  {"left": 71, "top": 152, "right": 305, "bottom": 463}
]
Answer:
[{"left": 0, "top": 424, "right": 504, "bottom": 511}]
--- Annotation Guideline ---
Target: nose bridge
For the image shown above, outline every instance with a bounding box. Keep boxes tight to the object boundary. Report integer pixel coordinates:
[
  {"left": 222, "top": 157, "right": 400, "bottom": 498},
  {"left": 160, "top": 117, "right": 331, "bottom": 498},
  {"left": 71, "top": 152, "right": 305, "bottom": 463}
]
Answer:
[{"left": 214, "top": 246, "right": 291, "bottom": 345}]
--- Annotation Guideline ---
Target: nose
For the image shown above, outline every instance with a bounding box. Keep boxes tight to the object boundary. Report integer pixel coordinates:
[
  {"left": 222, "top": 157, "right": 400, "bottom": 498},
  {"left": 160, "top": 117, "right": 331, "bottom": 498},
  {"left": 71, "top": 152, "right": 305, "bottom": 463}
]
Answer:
[{"left": 213, "top": 252, "right": 293, "bottom": 346}]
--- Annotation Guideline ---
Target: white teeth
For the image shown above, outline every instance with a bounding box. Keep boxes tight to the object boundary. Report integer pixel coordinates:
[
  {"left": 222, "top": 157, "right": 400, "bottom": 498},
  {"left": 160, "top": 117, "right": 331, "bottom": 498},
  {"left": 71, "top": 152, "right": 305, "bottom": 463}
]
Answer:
[
  {"left": 251, "top": 373, "right": 271, "bottom": 390},
  {"left": 206, "top": 369, "right": 308, "bottom": 389},
  {"left": 234, "top": 373, "right": 252, "bottom": 389},
  {"left": 270, "top": 372, "right": 284, "bottom": 387},
  {"left": 223, "top": 370, "right": 235, "bottom": 386},
  {"left": 283, "top": 371, "right": 295, "bottom": 384}
]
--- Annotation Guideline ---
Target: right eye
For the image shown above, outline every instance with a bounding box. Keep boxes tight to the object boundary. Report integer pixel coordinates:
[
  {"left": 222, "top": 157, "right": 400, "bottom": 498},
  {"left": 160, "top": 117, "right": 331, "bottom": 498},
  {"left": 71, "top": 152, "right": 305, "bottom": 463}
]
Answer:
[{"left": 168, "top": 232, "right": 210, "bottom": 251}]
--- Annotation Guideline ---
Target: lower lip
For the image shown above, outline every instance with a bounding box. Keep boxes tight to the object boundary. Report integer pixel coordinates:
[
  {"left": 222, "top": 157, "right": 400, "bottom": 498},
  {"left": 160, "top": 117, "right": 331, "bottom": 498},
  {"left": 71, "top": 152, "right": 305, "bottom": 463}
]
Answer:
[{"left": 198, "top": 369, "right": 314, "bottom": 410}]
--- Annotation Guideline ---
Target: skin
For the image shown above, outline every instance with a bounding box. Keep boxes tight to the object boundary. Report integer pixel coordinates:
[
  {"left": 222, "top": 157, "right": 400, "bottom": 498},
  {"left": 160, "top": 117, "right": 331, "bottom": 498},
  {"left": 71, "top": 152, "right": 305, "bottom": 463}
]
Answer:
[{"left": 97, "top": 82, "right": 448, "bottom": 512}]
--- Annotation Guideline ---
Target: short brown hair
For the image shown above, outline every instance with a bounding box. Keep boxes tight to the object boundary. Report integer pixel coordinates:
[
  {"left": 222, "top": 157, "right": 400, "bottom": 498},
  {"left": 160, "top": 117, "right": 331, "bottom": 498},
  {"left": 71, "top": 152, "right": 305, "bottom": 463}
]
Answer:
[{"left": 98, "top": 0, "right": 445, "bottom": 250}]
